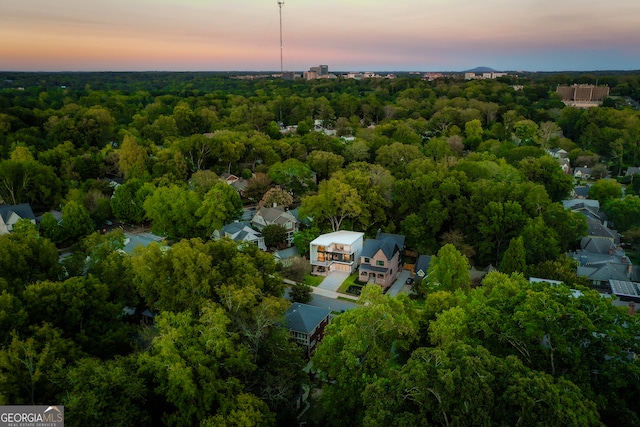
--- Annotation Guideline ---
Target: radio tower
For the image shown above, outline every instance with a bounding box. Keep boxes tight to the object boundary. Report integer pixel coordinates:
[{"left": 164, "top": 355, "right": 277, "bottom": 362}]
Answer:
[{"left": 278, "top": 1, "right": 285, "bottom": 73}]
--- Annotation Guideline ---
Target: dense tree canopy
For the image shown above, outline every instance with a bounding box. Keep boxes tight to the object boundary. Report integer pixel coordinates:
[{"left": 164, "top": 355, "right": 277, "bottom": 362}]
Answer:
[{"left": 2, "top": 70, "right": 640, "bottom": 426}]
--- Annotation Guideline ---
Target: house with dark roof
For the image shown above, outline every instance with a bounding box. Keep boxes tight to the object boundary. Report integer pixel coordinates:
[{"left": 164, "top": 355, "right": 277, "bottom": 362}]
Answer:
[
  {"left": 572, "top": 185, "right": 590, "bottom": 199},
  {"left": 251, "top": 206, "right": 299, "bottom": 246},
  {"left": 580, "top": 237, "right": 623, "bottom": 256},
  {"left": 570, "top": 250, "right": 639, "bottom": 290},
  {"left": 358, "top": 233, "right": 405, "bottom": 290},
  {"left": 414, "top": 255, "right": 433, "bottom": 282},
  {"left": 625, "top": 167, "right": 640, "bottom": 177},
  {"left": 574, "top": 167, "right": 593, "bottom": 180},
  {"left": 283, "top": 303, "right": 332, "bottom": 358},
  {"left": 0, "top": 203, "right": 36, "bottom": 235},
  {"left": 220, "top": 173, "right": 249, "bottom": 197},
  {"left": 274, "top": 246, "right": 299, "bottom": 266},
  {"left": 585, "top": 217, "right": 621, "bottom": 244},
  {"left": 548, "top": 148, "right": 569, "bottom": 159},
  {"left": 213, "top": 221, "right": 266, "bottom": 251},
  {"left": 609, "top": 279, "right": 640, "bottom": 302},
  {"left": 563, "top": 198, "right": 600, "bottom": 211}
]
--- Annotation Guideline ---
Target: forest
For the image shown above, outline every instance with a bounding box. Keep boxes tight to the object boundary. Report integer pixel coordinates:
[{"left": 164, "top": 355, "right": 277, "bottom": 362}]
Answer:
[{"left": 2, "top": 70, "right": 640, "bottom": 426}]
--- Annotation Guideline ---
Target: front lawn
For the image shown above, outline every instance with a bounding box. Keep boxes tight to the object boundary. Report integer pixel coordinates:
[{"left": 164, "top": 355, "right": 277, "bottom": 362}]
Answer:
[
  {"left": 337, "top": 273, "right": 360, "bottom": 294},
  {"left": 304, "top": 274, "right": 324, "bottom": 287}
]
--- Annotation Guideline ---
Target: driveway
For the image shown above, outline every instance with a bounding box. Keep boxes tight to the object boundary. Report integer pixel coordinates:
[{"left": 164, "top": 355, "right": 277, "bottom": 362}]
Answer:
[
  {"left": 318, "top": 271, "right": 350, "bottom": 292},
  {"left": 387, "top": 269, "right": 412, "bottom": 297}
]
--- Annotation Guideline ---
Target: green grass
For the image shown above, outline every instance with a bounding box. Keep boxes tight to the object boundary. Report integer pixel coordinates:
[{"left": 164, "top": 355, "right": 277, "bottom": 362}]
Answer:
[
  {"left": 336, "top": 273, "right": 360, "bottom": 294},
  {"left": 304, "top": 274, "right": 324, "bottom": 287}
]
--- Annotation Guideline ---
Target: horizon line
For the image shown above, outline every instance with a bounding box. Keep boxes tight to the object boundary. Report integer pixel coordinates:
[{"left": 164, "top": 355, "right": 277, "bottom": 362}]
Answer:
[{"left": 1, "top": 68, "right": 640, "bottom": 74}]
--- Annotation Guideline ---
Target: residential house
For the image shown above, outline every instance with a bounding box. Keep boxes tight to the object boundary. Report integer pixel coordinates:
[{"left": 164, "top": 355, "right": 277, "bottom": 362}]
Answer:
[
  {"left": 310, "top": 230, "right": 364, "bottom": 276},
  {"left": 122, "top": 232, "right": 165, "bottom": 255},
  {"left": 625, "top": 167, "right": 640, "bottom": 177},
  {"left": 288, "top": 207, "right": 312, "bottom": 228},
  {"left": 563, "top": 199, "right": 600, "bottom": 211},
  {"left": 558, "top": 158, "right": 571, "bottom": 174},
  {"left": 585, "top": 217, "right": 621, "bottom": 245},
  {"left": 283, "top": 303, "right": 332, "bottom": 358},
  {"left": 572, "top": 186, "right": 590, "bottom": 199},
  {"left": 547, "top": 148, "right": 569, "bottom": 159},
  {"left": 414, "top": 255, "right": 433, "bottom": 282},
  {"left": 470, "top": 265, "right": 497, "bottom": 284},
  {"left": 574, "top": 167, "right": 593, "bottom": 180},
  {"left": 609, "top": 279, "right": 640, "bottom": 303},
  {"left": 580, "top": 237, "right": 622, "bottom": 256},
  {"left": 0, "top": 203, "right": 36, "bottom": 235},
  {"left": 274, "top": 246, "right": 300, "bottom": 266},
  {"left": 220, "top": 173, "right": 248, "bottom": 197},
  {"left": 213, "top": 221, "right": 266, "bottom": 251},
  {"left": 563, "top": 199, "right": 620, "bottom": 242},
  {"left": 358, "top": 233, "right": 405, "bottom": 290},
  {"left": 570, "top": 250, "right": 638, "bottom": 290},
  {"left": 251, "top": 206, "right": 299, "bottom": 246},
  {"left": 35, "top": 210, "right": 62, "bottom": 225}
]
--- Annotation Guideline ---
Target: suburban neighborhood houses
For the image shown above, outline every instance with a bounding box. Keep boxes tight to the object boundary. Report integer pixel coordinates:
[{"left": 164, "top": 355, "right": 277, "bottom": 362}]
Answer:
[{"left": 3, "top": 70, "right": 640, "bottom": 426}]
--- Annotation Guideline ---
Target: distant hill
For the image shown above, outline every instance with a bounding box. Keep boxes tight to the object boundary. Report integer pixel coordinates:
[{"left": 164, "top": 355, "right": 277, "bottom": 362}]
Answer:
[{"left": 465, "top": 66, "right": 498, "bottom": 73}]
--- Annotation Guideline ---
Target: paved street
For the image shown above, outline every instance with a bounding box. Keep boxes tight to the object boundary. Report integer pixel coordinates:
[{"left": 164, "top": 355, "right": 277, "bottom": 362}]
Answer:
[{"left": 307, "top": 293, "right": 357, "bottom": 313}]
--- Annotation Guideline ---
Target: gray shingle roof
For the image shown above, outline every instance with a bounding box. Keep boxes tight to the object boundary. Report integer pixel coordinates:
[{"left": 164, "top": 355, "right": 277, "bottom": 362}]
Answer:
[
  {"left": 414, "top": 255, "right": 432, "bottom": 277},
  {"left": 0, "top": 203, "right": 35, "bottom": 223},
  {"left": 361, "top": 238, "right": 399, "bottom": 260},
  {"left": 284, "top": 303, "right": 331, "bottom": 334}
]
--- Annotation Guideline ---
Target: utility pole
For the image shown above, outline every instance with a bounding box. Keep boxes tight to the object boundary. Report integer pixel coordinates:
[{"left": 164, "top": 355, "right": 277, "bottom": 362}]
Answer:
[{"left": 278, "top": 1, "right": 284, "bottom": 73}]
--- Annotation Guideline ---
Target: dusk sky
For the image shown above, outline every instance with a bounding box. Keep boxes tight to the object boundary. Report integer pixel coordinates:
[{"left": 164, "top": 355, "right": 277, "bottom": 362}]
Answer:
[{"left": 1, "top": 0, "right": 639, "bottom": 72}]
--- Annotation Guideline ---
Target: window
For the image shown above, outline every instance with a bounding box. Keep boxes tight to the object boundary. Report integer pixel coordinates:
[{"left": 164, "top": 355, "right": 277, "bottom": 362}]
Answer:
[
  {"left": 376, "top": 260, "right": 385, "bottom": 266},
  {"left": 364, "top": 257, "right": 370, "bottom": 264}
]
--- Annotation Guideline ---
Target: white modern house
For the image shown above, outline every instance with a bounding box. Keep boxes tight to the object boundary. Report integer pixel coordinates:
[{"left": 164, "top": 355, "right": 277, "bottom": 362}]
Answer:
[{"left": 309, "top": 230, "right": 364, "bottom": 276}]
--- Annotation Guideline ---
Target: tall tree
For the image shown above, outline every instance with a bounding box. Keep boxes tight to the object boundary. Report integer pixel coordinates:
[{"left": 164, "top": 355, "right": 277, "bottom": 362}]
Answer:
[
  {"left": 299, "top": 178, "right": 363, "bottom": 231},
  {"left": 118, "top": 134, "right": 149, "bottom": 181},
  {"left": 500, "top": 236, "right": 527, "bottom": 274},
  {"left": 61, "top": 200, "right": 95, "bottom": 242},
  {"left": 589, "top": 179, "right": 623, "bottom": 205},
  {"left": 196, "top": 182, "right": 243, "bottom": 237},
  {"left": 425, "top": 243, "right": 471, "bottom": 293},
  {"left": 143, "top": 185, "right": 203, "bottom": 239},
  {"left": 312, "top": 286, "right": 417, "bottom": 426}
]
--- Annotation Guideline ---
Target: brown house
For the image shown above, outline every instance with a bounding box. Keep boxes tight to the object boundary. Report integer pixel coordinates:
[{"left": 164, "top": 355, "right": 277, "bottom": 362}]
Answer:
[{"left": 283, "top": 303, "right": 332, "bottom": 359}]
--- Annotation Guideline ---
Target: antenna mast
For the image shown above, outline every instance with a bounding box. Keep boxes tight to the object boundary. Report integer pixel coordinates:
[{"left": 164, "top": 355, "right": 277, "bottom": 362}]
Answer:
[{"left": 278, "top": 1, "right": 284, "bottom": 73}]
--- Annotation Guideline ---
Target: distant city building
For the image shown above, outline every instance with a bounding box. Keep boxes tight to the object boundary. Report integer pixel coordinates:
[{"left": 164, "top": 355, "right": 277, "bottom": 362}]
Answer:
[
  {"left": 281, "top": 71, "right": 296, "bottom": 81},
  {"left": 556, "top": 84, "right": 610, "bottom": 108},
  {"left": 465, "top": 72, "right": 507, "bottom": 80},
  {"left": 304, "top": 65, "right": 336, "bottom": 80}
]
